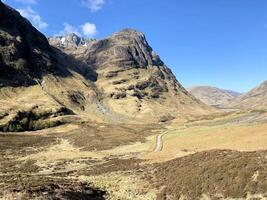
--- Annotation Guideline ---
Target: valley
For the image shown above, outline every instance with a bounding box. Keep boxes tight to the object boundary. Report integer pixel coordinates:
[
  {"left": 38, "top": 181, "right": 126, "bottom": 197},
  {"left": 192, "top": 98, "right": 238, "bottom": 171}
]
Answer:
[
  {"left": 1, "top": 0, "right": 267, "bottom": 199},
  {"left": 1, "top": 110, "right": 267, "bottom": 199}
]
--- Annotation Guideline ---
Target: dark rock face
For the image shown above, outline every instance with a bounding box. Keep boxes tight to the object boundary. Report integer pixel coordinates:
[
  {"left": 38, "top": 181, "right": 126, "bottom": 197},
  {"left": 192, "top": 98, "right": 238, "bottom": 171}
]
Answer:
[
  {"left": 0, "top": 1, "right": 53, "bottom": 86},
  {"left": 85, "top": 29, "right": 164, "bottom": 69},
  {"left": 0, "top": 1, "right": 96, "bottom": 87},
  {"left": 49, "top": 29, "right": 164, "bottom": 70}
]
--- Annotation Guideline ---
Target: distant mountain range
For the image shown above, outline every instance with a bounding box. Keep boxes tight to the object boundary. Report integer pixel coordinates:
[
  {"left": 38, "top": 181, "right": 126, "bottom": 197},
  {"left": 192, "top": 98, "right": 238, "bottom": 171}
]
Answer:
[
  {"left": 188, "top": 82, "right": 267, "bottom": 112},
  {"left": 187, "top": 86, "right": 241, "bottom": 108}
]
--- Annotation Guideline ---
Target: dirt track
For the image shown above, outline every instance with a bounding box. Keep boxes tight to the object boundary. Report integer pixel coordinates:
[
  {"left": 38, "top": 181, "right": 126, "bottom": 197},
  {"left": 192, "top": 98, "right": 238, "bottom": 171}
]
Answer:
[{"left": 153, "top": 131, "right": 168, "bottom": 152}]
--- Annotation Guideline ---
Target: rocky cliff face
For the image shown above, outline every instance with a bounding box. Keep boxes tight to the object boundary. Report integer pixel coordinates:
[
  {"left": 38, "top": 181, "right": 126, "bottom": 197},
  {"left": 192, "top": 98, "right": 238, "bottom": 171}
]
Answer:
[
  {"left": 0, "top": 2, "right": 53, "bottom": 87},
  {"left": 230, "top": 81, "right": 267, "bottom": 110},
  {"left": 187, "top": 86, "right": 240, "bottom": 108},
  {"left": 49, "top": 29, "right": 162, "bottom": 69}
]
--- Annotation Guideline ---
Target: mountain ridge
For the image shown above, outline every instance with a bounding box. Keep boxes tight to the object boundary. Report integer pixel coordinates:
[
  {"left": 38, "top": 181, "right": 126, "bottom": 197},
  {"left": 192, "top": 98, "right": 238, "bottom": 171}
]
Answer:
[
  {"left": 187, "top": 86, "right": 241, "bottom": 108},
  {"left": 230, "top": 80, "right": 267, "bottom": 110}
]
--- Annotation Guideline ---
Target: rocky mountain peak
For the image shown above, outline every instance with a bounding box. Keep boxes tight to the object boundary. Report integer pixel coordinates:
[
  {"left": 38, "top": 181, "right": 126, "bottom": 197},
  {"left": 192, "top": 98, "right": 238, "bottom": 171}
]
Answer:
[
  {"left": 48, "top": 33, "right": 96, "bottom": 49},
  {"left": 65, "top": 33, "right": 83, "bottom": 45},
  {"left": 111, "top": 28, "right": 146, "bottom": 40},
  {"left": 108, "top": 28, "right": 162, "bottom": 67},
  {"left": 49, "top": 28, "right": 163, "bottom": 69},
  {"left": 90, "top": 29, "right": 163, "bottom": 69}
]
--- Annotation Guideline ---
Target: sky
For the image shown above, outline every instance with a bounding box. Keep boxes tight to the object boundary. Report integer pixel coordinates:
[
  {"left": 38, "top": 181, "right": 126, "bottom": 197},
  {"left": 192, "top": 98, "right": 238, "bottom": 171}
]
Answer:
[{"left": 3, "top": 0, "right": 267, "bottom": 92}]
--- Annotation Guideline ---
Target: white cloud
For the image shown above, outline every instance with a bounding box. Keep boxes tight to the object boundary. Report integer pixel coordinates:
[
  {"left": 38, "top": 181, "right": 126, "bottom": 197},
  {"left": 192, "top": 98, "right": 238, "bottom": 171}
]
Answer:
[
  {"left": 17, "top": 6, "right": 48, "bottom": 30},
  {"left": 60, "top": 23, "right": 81, "bottom": 36},
  {"left": 81, "top": 22, "right": 97, "bottom": 37},
  {"left": 82, "top": 0, "right": 105, "bottom": 12},
  {"left": 58, "top": 22, "right": 97, "bottom": 37},
  {"left": 14, "top": 0, "right": 37, "bottom": 4}
]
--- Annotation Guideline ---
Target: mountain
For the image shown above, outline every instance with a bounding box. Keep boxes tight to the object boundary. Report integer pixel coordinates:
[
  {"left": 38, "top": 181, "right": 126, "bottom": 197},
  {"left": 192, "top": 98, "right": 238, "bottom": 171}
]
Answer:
[
  {"left": 224, "top": 90, "right": 241, "bottom": 98},
  {"left": 187, "top": 86, "right": 241, "bottom": 108},
  {"left": 49, "top": 31, "right": 212, "bottom": 121},
  {"left": 0, "top": 1, "right": 212, "bottom": 132},
  {"left": 0, "top": 3, "right": 97, "bottom": 87},
  {"left": 0, "top": 1, "right": 97, "bottom": 131},
  {"left": 230, "top": 80, "right": 267, "bottom": 110}
]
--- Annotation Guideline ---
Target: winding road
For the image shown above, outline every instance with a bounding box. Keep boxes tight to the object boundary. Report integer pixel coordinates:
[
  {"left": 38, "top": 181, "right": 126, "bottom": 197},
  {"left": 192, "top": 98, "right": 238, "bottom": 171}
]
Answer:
[{"left": 153, "top": 131, "right": 168, "bottom": 152}]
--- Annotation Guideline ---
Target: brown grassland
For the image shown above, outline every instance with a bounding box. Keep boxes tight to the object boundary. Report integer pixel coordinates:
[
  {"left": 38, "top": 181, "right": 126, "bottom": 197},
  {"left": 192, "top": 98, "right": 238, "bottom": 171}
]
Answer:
[{"left": 1, "top": 110, "right": 267, "bottom": 199}]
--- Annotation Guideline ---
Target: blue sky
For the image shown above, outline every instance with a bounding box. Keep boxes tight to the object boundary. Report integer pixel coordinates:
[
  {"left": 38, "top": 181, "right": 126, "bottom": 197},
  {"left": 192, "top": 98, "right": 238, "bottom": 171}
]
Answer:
[{"left": 3, "top": 0, "right": 267, "bottom": 92}]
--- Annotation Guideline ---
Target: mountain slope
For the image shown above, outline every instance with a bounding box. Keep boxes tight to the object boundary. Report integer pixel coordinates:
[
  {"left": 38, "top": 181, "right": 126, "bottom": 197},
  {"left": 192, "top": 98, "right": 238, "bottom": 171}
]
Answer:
[
  {"left": 230, "top": 81, "right": 267, "bottom": 110},
  {"left": 187, "top": 86, "right": 241, "bottom": 108},
  {"left": 0, "top": 1, "right": 98, "bottom": 131},
  {"left": 0, "top": 3, "right": 96, "bottom": 88},
  {"left": 49, "top": 31, "right": 213, "bottom": 121}
]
